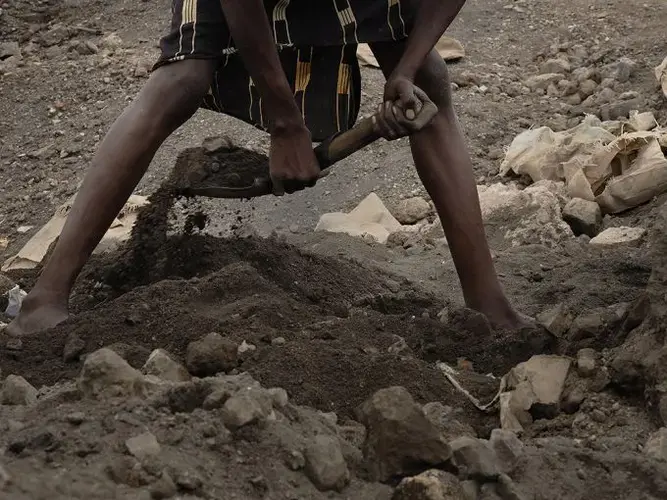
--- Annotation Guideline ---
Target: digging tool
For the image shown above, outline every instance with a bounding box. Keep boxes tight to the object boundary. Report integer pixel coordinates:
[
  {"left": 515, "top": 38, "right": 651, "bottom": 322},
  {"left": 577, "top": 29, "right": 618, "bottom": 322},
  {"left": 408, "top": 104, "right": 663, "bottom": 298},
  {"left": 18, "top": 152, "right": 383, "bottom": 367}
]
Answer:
[{"left": 180, "top": 90, "right": 439, "bottom": 199}]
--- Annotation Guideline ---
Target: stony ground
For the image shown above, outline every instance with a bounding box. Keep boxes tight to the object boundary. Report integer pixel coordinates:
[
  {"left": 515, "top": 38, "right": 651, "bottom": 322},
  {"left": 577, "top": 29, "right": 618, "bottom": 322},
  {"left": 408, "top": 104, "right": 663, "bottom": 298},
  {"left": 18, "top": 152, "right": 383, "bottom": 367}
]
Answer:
[{"left": 2, "top": 0, "right": 667, "bottom": 499}]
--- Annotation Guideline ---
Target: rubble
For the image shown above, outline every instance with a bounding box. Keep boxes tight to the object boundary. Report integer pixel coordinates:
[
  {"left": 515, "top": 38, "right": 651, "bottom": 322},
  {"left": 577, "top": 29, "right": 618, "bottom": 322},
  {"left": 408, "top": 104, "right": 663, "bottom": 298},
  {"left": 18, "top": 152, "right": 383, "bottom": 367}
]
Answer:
[
  {"left": 576, "top": 348, "right": 598, "bottom": 378},
  {"left": 537, "top": 303, "right": 573, "bottom": 338},
  {"left": 449, "top": 437, "right": 500, "bottom": 480},
  {"left": 221, "top": 387, "right": 273, "bottom": 429}
]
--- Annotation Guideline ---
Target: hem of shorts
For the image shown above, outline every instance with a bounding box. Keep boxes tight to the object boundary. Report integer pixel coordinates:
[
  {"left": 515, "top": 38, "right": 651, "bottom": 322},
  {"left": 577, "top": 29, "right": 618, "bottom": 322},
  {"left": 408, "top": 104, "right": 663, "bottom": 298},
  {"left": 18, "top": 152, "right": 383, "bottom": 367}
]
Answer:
[{"left": 151, "top": 53, "right": 226, "bottom": 73}]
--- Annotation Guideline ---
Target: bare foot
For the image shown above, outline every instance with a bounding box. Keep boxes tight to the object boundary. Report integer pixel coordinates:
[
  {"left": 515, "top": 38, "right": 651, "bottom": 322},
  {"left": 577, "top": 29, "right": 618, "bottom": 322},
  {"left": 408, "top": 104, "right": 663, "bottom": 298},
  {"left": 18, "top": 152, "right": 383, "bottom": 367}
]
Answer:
[{"left": 4, "top": 293, "right": 69, "bottom": 337}]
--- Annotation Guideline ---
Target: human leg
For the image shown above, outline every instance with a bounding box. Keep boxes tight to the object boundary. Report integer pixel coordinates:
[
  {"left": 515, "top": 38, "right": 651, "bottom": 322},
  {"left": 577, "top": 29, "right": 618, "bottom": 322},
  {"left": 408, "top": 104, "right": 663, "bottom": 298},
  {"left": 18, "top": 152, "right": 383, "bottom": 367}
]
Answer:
[
  {"left": 6, "top": 59, "right": 215, "bottom": 336},
  {"left": 370, "top": 42, "right": 525, "bottom": 329}
]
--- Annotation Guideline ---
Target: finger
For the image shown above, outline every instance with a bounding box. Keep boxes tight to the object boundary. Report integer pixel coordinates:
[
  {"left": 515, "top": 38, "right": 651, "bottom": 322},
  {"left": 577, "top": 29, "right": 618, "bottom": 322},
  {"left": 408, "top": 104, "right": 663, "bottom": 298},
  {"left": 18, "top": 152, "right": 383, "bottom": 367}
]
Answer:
[
  {"left": 374, "top": 103, "right": 395, "bottom": 140},
  {"left": 384, "top": 101, "right": 407, "bottom": 138},
  {"left": 399, "top": 88, "right": 422, "bottom": 117}
]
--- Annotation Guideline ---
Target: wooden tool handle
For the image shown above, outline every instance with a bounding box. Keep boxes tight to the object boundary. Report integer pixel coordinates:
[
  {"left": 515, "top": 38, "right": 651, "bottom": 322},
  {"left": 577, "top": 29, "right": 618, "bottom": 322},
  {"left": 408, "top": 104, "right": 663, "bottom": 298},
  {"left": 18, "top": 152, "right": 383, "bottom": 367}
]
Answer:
[{"left": 314, "top": 89, "right": 439, "bottom": 171}]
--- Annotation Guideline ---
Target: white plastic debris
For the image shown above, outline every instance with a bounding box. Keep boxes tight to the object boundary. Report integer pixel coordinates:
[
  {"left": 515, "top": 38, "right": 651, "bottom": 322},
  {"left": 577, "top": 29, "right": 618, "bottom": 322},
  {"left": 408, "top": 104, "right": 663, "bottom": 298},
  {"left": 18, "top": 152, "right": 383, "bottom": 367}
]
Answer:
[{"left": 5, "top": 285, "right": 27, "bottom": 318}]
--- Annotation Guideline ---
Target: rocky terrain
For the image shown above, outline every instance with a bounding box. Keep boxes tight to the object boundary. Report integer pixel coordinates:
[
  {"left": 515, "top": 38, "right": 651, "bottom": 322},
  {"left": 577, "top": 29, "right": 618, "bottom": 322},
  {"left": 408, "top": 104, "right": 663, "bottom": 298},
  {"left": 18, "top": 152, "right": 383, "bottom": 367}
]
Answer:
[{"left": 2, "top": 0, "right": 667, "bottom": 498}]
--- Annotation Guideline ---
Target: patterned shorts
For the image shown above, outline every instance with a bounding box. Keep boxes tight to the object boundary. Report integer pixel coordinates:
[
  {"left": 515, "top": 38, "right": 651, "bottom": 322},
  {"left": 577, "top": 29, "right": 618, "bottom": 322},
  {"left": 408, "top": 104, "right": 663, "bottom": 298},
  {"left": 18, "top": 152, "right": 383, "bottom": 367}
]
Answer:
[{"left": 154, "top": 0, "right": 415, "bottom": 142}]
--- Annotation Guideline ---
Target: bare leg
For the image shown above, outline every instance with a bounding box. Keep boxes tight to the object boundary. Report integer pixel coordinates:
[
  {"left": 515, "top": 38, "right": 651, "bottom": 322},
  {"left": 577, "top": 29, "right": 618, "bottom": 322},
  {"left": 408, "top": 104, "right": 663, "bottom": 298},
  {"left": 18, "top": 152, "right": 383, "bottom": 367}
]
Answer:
[
  {"left": 6, "top": 59, "right": 215, "bottom": 336},
  {"left": 370, "top": 42, "right": 525, "bottom": 329}
]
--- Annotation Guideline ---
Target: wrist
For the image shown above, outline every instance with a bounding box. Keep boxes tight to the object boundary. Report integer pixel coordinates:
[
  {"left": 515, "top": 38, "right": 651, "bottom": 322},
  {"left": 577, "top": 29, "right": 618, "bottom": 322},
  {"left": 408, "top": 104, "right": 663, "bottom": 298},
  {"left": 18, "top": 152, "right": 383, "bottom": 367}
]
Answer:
[{"left": 390, "top": 63, "right": 417, "bottom": 83}]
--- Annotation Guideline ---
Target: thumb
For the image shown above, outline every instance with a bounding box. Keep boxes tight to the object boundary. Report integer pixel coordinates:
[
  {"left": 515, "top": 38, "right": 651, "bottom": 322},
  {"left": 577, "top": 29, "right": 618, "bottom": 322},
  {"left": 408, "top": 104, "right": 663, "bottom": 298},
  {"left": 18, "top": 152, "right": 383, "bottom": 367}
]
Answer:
[{"left": 400, "top": 88, "right": 422, "bottom": 120}]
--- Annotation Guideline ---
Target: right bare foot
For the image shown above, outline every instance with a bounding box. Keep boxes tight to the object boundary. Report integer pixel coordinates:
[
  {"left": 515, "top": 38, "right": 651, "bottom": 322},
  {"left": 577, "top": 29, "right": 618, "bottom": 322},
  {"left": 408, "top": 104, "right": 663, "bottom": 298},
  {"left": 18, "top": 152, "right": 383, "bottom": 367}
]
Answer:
[{"left": 4, "top": 293, "right": 69, "bottom": 337}]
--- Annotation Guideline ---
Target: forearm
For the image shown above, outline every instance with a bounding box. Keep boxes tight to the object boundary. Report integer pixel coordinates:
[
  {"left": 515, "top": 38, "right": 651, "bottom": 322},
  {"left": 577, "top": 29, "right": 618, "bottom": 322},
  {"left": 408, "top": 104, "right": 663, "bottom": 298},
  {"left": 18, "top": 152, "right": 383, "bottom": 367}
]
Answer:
[
  {"left": 394, "top": 0, "right": 467, "bottom": 79},
  {"left": 220, "top": 0, "right": 301, "bottom": 131}
]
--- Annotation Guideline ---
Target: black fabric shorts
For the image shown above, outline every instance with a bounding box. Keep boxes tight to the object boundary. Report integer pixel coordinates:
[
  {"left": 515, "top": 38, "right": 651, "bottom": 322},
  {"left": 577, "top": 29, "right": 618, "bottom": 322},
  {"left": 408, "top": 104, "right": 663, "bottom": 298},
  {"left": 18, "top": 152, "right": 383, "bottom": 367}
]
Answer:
[{"left": 154, "top": 0, "right": 414, "bottom": 142}]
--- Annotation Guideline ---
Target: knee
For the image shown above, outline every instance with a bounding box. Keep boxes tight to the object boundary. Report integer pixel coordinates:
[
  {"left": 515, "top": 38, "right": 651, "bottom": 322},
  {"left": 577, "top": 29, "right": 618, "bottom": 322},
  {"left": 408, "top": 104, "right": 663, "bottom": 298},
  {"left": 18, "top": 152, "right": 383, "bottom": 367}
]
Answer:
[
  {"left": 415, "top": 52, "right": 453, "bottom": 112},
  {"left": 143, "top": 59, "right": 215, "bottom": 130}
]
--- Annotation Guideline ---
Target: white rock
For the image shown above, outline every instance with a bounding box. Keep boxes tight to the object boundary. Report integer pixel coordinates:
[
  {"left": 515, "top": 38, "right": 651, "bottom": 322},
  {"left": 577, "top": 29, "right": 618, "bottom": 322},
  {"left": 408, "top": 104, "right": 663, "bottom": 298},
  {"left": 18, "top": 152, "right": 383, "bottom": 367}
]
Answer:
[
  {"left": 222, "top": 388, "right": 273, "bottom": 429},
  {"left": 316, "top": 193, "right": 403, "bottom": 244},
  {"left": 507, "top": 355, "right": 572, "bottom": 408},
  {"left": 589, "top": 227, "right": 646, "bottom": 246}
]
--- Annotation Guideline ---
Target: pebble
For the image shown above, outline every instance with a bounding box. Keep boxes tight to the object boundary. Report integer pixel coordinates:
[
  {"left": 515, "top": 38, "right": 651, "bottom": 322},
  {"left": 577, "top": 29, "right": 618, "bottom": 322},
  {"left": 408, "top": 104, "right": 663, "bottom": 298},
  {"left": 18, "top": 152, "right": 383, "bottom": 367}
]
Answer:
[
  {"left": 271, "top": 336, "right": 286, "bottom": 346},
  {"left": 65, "top": 412, "right": 87, "bottom": 425},
  {"left": 149, "top": 472, "right": 177, "bottom": 499},
  {"left": 576, "top": 348, "right": 598, "bottom": 378},
  {"left": 591, "top": 409, "right": 607, "bottom": 423},
  {"left": 393, "top": 470, "right": 465, "bottom": 500},
  {"left": 563, "top": 198, "right": 602, "bottom": 238},
  {"left": 393, "top": 197, "right": 431, "bottom": 224},
  {"left": 173, "top": 468, "right": 203, "bottom": 492},
  {"left": 286, "top": 450, "right": 306, "bottom": 470}
]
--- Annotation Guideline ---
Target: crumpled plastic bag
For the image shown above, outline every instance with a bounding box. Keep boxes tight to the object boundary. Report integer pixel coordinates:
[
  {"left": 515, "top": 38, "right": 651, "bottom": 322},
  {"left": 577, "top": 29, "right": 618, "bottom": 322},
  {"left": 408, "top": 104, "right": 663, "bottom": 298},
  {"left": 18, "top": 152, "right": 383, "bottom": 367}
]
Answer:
[
  {"left": 5, "top": 285, "right": 27, "bottom": 318},
  {"left": 501, "top": 114, "right": 667, "bottom": 214},
  {"left": 2, "top": 194, "right": 148, "bottom": 272},
  {"left": 656, "top": 56, "right": 667, "bottom": 98}
]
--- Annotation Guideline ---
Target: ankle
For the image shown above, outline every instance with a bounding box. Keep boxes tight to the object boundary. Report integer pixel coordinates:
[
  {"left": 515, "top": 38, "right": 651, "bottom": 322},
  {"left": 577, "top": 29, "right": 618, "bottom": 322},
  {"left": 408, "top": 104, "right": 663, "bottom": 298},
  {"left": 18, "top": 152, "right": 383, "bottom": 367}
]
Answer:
[{"left": 22, "top": 286, "right": 68, "bottom": 312}]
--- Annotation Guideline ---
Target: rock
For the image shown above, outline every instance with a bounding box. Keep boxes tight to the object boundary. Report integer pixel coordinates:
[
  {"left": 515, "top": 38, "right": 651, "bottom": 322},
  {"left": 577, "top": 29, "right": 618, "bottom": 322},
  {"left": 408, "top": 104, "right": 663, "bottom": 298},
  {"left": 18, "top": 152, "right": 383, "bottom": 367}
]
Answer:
[
  {"left": 477, "top": 183, "right": 572, "bottom": 249},
  {"left": 100, "top": 33, "right": 123, "bottom": 50},
  {"left": 392, "top": 470, "right": 465, "bottom": 500},
  {"left": 63, "top": 332, "right": 86, "bottom": 362},
  {"left": 628, "top": 111, "right": 657, "bottom": 132},
  {"left": 576, "top": 348, "right": 598, "bottom": 378},
  {"left": 286, "top": 450, "right": 306, "bottom": 470},
  {"left": 562, "top": 198, "right": 602, "bottom": 237},
  {"left": 267, "top": 387, "right": 289, "bottom": 408},
  {"left": 597, "top": 87, "right": 617, "bottom": 104},
  {"left": 393, "top": 197, "right": 432, "bottom": 224},
  {"left": 645, "top": 428, "right": 667, "bottom": 461},
  {"left": 537, "top": 303, "right": 573, "bottom": 337},
  {"left": 489, "top": 429, "right": 524, "bottom": 474},
  {"left": 221, "top": 388, "right": 273, "bottom": 429},
  {"left": 449, "top": 437, "right": 499, "bottom": 480},
  {"left": 149, "top": 471, "right": 178, "bottom": 499},
  {"left": 79, "top": 348, "right": 145, "bottom": 399},
  {"left": 600, "top": 97, "right": 645, "bottom": 121},
  {"left": 185, "top": 333, "right": 238, "bottom": 377},
  {"left": 107, "top": 342, "right": 151, "bottom": 369},
  {"left": 143, "top": 349, "right": 191, "bottom": 383},
  {"left": 172, "top": 467, "right": 203, "bottom": 492},
  {"left": 525, "top": 73, "right": 565, "bottom": 91},
  {"left": 0, "top": 464, "right": 10, "bottom": 490},
  {"left": 304, "top": 435, "right": 350, "bottom": 492},
  {"left": 423, "top": 402, "right": 477, "bottom": 440},
  {"left": 357, "top": 386, "right": 452, "bottom": 481},
  {"left": 0, "top": 42, "right": 20, "bottom": 59},
  {"left": 316, "top": 193, "right": 402, "bottom": 244},
  {"left": 540, "top": 58, "right": 570, "bottom": 74},
  {"left": 41, "top": 24, "right": 71, "bottom": 46},
  {"left": 125, "top": 432, "right": 161, "bottom": 461},
  {"left": 1, "top": 375, "right": 38, "bottom": 406},
  {"left": 507, "top": 355, "right": 572, "bottom": 418},
  {"left": 572, "top": 67, "right": 599, "bottom": 83},
  {"left": 561, "top": 384, "right": 586, "bottom": 414},
  {"left": 578, "top": 79, "right": 598, "bottom": 98},
  {"left": 601, "top": 57, "right": 636, "bottom": 83},
  {"left": 590, "top": 227, "right": 646, "bottom": 246}
]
